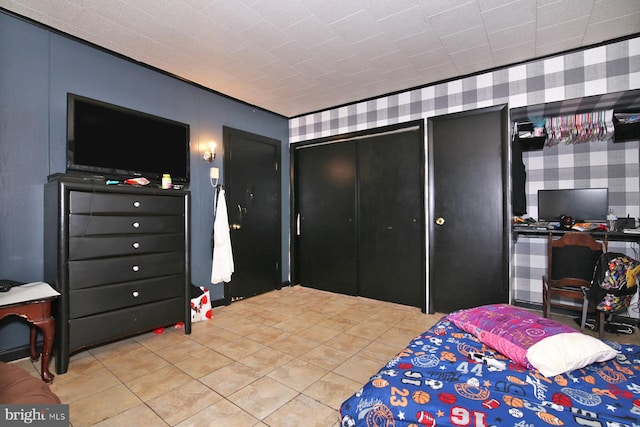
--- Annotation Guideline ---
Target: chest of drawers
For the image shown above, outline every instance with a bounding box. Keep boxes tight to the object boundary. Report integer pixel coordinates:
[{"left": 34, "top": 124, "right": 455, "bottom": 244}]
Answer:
[{"left": 44, "top": 176, "right": 191, "bottom": 374}]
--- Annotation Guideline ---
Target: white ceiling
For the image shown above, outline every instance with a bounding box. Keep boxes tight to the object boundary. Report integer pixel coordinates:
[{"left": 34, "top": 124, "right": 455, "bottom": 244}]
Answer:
[{"left": 2, "top": 0, "right": 640, "bottom": 117}]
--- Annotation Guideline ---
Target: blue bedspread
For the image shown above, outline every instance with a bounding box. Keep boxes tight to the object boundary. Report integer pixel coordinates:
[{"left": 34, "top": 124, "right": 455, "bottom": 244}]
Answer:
[{"left": 340, "top": 316, "right": 640, "bottom": 427}]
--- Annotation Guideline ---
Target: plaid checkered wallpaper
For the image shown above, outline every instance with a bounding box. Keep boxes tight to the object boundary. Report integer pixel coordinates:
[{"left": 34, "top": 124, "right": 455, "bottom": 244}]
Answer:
[
  {"left": 289, "top": 36, "right": 640, "bottom": 310},
  {"left": 516, "top": 140, "right": 639, "bottom": 311},
  {"left": 290, "top": 37, "right": 640, "bottom": 142}
]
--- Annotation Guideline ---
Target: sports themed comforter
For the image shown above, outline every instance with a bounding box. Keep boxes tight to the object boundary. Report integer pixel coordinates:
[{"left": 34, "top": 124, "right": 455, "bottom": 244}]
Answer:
[{"left": 340, "top": 316, "right": 640, "bottom": 427}]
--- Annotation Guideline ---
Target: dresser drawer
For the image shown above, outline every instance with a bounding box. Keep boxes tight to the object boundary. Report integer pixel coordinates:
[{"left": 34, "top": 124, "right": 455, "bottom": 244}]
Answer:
[
  {"left": 70, "top": 191, "right": 184, "bottom": 215},
  {"left": 69, "top": 233, "right": 184, "bottom": 260},
  {"left": 69, "top": 214, "right": 184, "bottom": 236},
  {"left": 69, "top": 252, "right": 185, "bottom": 289},
  {"left": 69, "top": 298, "right": 184, "bottom": 350},
  {"left": 69, "top": 276, "right": 184, "bottom": 318}
]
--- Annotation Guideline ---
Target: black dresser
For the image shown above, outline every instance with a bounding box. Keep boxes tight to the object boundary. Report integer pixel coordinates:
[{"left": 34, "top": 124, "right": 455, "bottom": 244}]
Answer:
[{"left": 44, "top": 175, "right": 191, "bottom": 374}]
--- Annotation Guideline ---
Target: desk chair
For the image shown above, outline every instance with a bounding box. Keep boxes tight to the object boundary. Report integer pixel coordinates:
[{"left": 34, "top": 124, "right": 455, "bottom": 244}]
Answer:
[{"left": 542, "top": 232, "right": 605, "bottom": 323}]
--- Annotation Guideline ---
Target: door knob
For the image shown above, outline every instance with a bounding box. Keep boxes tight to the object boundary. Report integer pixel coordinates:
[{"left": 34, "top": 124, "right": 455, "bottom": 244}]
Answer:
[
  {"left": 435, "top": 217, "right": 445, "bottom": 226},
  {"left": 231, "top": 224, "right": 241, "bottom": 230}
]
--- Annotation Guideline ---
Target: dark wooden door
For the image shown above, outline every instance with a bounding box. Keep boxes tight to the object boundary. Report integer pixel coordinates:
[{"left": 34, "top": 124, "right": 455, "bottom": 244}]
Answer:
[
  {"left": 357, "top": 129, "right": 425, "bottom": 307},
  {"left": 428, "top": 106, "right": 508, "bottom": 313},
  {"left": 223, "top": 127, "right": 280, "bottom": 301},
  {"left": 295, "top": 142, "right": 358, "bottom": 295}
]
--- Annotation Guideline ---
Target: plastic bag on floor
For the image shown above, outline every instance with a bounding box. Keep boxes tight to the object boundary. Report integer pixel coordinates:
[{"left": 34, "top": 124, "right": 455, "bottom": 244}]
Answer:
[{"left": 190, "top": 285, "right": 212, "bottom": 322}]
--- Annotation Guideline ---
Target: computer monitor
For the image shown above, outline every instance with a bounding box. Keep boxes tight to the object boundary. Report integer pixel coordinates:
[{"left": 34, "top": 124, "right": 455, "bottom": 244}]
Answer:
[{"left": 537, "top": 188, "right": 609, "bottom": 222}]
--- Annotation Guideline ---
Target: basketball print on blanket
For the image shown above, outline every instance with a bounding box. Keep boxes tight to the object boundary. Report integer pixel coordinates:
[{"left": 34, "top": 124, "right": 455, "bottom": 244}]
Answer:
[{"left": 340, "top": 315, "right": 640, "bottom": 427}]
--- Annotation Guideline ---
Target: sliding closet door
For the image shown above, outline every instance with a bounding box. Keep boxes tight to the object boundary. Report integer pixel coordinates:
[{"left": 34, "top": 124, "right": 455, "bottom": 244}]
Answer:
[
  {"left": 357, "top": 129, "right": 425, "bottom": 307},
  {"left": 293, "top": 121, "right": 425, "bottom": 309},
  {"left": 295, "top": 142, "right": 358, "bottom": 295}
]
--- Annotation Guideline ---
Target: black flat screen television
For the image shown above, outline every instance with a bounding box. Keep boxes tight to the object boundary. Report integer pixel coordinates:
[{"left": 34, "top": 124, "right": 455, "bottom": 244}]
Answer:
[
  {"left": 67, "top": 93, "right": 190, "bottom": 185},
  {"left": 537, "top": 188, "right": 609, "bottom": 222}
]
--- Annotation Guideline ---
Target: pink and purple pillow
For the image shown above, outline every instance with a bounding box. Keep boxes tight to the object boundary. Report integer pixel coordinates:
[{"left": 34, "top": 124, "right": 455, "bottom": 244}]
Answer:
[{"left": 448, "top": 304, "right": 617, "bottom": 376}]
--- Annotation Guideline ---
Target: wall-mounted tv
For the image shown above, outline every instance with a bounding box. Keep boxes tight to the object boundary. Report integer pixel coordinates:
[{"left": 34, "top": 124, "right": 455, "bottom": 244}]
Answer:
[
  {"left": 538, "top": 188, "right": 609, "bottom": 222},
  {"left": 67, "top": 93, "right": 190, "bottom": 185}
]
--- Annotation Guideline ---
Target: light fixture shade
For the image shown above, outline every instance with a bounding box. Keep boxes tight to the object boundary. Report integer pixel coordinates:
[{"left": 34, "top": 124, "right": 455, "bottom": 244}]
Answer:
[{"left": 203, "top": 141, "right": 216, "bottom": 163}]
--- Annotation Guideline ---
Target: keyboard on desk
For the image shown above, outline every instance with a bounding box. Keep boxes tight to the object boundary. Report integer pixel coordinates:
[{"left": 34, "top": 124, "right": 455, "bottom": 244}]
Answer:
[{"left": 532, "top": 222, "right": 549, "bottom": 229}]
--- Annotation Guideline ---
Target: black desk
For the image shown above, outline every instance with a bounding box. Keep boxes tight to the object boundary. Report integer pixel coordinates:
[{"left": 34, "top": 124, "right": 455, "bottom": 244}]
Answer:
[{"left": 513, "top": 227, "right": 640, "bottom": 243}]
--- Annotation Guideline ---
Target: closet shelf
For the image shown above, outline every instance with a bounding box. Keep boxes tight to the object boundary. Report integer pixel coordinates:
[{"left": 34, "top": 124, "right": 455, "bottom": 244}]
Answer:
[
  {"left": 613, "top": 112, "right": 640, "bottom": 143},
  {"left": 510, "top": 89, "right": 640, "bottom": 148},
  {"left": 513, "top": 121, "right": 547, "bottom": 151}
]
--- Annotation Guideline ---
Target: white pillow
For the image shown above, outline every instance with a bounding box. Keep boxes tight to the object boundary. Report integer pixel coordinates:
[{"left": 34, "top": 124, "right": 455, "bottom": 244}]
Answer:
[{"left": 526, "top": 332, "right": 618, "bottom": 377}]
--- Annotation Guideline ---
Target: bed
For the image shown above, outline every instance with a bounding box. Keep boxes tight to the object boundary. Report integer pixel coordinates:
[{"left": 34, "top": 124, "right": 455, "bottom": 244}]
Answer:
[{"left": 340, "top": 304, "right": 639, "bottom": 427}]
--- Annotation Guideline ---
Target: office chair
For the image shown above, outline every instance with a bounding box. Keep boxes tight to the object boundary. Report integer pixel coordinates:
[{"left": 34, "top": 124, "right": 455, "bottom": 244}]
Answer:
[{"left": 542, "top": 232, "right": 605, "bottom": 323}]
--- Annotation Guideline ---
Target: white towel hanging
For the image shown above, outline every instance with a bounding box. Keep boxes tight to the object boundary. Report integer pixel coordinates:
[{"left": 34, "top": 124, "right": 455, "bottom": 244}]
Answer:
[{"left": 211, "top": 188, "right": 234, "bottom": 283}]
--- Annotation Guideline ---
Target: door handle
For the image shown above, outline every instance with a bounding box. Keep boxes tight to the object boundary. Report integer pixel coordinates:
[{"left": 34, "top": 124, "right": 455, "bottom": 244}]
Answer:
[
  {"left": 435, "top": 217, "right": 445, "bottom": 226},
  {"left": 231, "top": 224, "right": 241, "bottom": 230}
]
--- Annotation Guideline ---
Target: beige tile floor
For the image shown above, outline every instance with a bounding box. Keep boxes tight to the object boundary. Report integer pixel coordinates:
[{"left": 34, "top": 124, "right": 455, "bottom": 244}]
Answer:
[{"left": 11, "top": 286, "right": 640, "bottom": 426}]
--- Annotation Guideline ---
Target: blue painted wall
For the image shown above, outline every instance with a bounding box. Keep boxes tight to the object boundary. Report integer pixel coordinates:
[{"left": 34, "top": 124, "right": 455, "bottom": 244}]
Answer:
[{"left": 0, "top": 12, "right": 289, "bottom": 354}]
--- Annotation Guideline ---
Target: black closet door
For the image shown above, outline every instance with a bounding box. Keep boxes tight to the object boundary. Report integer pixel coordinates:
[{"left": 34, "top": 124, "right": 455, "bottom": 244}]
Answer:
[
  {"left": 295, "top": 142, "right": 357, "bottom": 295},
  {"left": 358, "top": 130, "right": 425, "bottom": 307}
]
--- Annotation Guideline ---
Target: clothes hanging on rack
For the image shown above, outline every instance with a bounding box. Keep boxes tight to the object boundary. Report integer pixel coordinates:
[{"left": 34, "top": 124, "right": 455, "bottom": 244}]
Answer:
[
  {"left": 211, "top": 186, "right": 234, "bottom": 284},
  {"left": 545, "top": 109, "right": 614, "bottom": 147}
]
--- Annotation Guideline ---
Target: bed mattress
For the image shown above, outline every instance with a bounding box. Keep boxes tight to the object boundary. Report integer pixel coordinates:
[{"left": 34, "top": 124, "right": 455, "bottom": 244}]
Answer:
[{"left": 340, "top": 316, "right": 640, "bottom": 427}]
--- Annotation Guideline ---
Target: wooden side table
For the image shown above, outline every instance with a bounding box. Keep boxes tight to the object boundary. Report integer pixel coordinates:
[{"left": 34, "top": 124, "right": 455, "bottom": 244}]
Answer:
[{"left": 0, "top": 282, "right": 60, "bottom": 383}]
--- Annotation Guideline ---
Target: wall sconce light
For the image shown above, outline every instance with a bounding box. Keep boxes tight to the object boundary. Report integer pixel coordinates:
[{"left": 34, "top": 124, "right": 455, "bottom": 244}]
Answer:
[{"left": 203, "top": 141, "right": 216, "bottom": 163}]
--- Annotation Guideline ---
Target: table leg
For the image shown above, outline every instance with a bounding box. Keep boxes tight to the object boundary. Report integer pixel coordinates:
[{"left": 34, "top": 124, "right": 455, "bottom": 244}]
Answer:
[
  {"left": 33, "top": 318, "right": 55, "bottom": 383},
  {"left": 29, "top": 325, "right": 39, "bottom": 361}
]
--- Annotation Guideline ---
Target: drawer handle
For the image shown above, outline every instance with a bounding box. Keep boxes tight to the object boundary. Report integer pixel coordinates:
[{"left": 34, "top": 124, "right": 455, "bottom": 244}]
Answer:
[
  {"left": 132, "top": 291, "right": 140, "bottom": 297},
  {"left": 132, "top": 222, "right": 140, "bottom": 228},
  {"left": 132, "top": 265, "right": 140, "bottom": 272},
  {"left": 132, "top": 242, "right": 140, "bottom": 249},
  {"left": 133, "top": 201, "right": 141, "bottom": 208}
]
